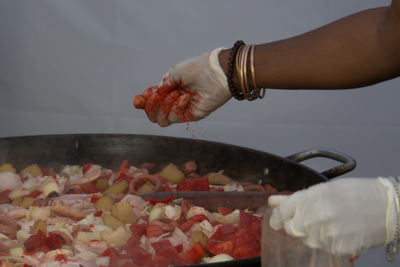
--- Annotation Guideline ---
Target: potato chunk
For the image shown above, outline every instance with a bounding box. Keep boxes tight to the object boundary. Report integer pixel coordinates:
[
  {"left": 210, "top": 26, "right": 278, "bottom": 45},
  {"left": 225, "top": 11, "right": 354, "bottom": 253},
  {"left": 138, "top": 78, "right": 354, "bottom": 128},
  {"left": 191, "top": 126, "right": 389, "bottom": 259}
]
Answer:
[
  {"left": 105, "top": 181, "right": 128, "bottom": 195},
  {"left": 158, "top": 163, "right": 184, "bottom": 184},
  {"left": 31, "top": 219, "right": 47, "bottom": 235},
  {"left": 0, "top": 163, "right": 16, "bottom": 173},
  {"left": 112, "top": 201, "right": 137, "bottom": 224},
  {"left": 20, "top": 197, "right": 35, "bottom": 209},
  {"left": 95, "top": 195, "right": 114, "bottom": 212},
  {"left": 20, "top": 164, "right": 43, "bottom": 177},
  {"left": 96, "top": 178, "right": 109, "bottom": 191},
  {"left": 103, "top": 214, "right": 125, "bottom": 230}
]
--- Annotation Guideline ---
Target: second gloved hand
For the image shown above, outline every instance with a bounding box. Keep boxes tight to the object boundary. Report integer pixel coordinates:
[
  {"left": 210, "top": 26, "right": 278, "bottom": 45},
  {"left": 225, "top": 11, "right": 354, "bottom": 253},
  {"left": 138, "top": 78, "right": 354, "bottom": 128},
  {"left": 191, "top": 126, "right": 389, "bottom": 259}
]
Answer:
[
  {"left": 268, "top": 177, "right": 398, "bottom": 256},
  {"left": 133, "top": 48, "right": 231, "bottom": 127}
]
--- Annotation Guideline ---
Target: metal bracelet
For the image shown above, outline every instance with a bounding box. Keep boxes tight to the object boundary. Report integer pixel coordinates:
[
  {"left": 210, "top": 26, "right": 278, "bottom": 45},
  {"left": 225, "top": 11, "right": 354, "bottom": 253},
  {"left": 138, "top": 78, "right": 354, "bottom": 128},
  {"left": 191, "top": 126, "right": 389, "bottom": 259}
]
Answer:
[{"left": 386, "top": 176, "right": 400, "bottom": 262}]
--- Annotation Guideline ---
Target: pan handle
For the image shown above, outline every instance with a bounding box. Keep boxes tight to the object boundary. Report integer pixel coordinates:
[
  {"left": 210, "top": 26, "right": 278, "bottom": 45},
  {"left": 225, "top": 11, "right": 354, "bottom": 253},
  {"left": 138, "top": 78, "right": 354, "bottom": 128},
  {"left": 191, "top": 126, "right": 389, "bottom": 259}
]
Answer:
[{"left": 286, "top": 148, "right": 356, "bottom": 179}]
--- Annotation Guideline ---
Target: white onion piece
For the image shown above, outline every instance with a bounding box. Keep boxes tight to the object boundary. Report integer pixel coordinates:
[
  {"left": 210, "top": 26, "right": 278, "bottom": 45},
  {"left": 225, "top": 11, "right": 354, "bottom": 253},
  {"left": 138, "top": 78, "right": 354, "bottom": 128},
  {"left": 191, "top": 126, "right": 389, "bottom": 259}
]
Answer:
[{"left": 0, "top": 172, "right": 22, "bottom": 191}]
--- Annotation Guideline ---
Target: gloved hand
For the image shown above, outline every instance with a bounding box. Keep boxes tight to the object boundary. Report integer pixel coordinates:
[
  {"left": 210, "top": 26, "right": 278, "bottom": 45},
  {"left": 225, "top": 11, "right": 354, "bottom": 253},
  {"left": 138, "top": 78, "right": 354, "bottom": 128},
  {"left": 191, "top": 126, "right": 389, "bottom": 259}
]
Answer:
[
  {"left": 133, "top": 48, "right": 231, "bottom": 127},
  {"left": 268, "top": 177, "right": 399, "bottom": 256}
]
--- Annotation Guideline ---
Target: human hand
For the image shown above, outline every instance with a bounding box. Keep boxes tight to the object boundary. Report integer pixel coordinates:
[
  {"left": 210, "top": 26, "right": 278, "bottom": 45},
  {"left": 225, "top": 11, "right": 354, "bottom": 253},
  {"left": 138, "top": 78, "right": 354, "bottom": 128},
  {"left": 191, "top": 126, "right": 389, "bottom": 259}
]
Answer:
[
  {"left": 268, "top": 177, "right": 398, "bottom": 256},
  {"left": 133, "top": 48, "right": 231, "bottom": 127}
]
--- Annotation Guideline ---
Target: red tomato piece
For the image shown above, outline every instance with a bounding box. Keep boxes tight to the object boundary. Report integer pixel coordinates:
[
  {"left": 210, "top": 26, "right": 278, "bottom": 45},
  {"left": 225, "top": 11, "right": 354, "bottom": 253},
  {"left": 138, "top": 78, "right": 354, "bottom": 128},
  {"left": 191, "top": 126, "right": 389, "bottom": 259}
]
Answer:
[
  {"left": 119, "top": 160, "right": 130, "bottom": 173},
  {"left": 80, "top": 181, "right": 97, "bottom": 194},
  {"left": 23, "top": 230, "right": 46, "bottom": 252},
  {"left": 176, "top": 177, "right": 210, "bottom": 191},
  {"left": 101, "top": 247, "right": 118, "bottom": 267},
  {"left": 90, "top": 194, "right": 101, "bottom": 203},
  {"left": 153, "top": 255, "right": 172, "bottom": 267},
  {"left": 129, "top": 223, "right": 147, "bottom": 238},
  {"left": 179, "top": 220, "right": 195, "bottom": 232},
  {"left": 82, "top": 163, "right": 94, "bottom": 174},
  {"left": 232, "top": 245, "right": 259, "bottom": 259},
  {"left": 0, "top": 189, "right": 11, "bottom": 204},
  {"left": 239, "top": 210, "right": 262, "bottom": 228},
  {"left": 174, "top": 243, "right": 183, "bottom": 253},
  {"left": 217, "top": 206, "right": 233, "bottom": 215},
  {"left": 114, "top": 172, "right": 133, "bottom": 184},
  {"left": 185, "top": 243, "right": 205, "bottom": 264},
  {"left": 54, "top": 254, "right": 66, "bottom": 262},
  {"left": 145, "top": 194, "right": 173, "bottom": 205},
  {"left": 94, "top": 210, "right": 103, "bottom": 217},
  {"left": 41, "top": 168, "right": 50, "bottom": 176},
  {"left": 145, "top": 225, "right": 164, "bottom": 238},
  {"left": 45, "top": 232, "right": 63, "bottom": 250},
  {"left": 24, "top": 190, "right": 42, "bottom": 199},
  {"left": 123, "top": 246, "right": 152, "bottom": 266},
  {"left": 151, "top": 239, "right": 174, "bottom": 253}
]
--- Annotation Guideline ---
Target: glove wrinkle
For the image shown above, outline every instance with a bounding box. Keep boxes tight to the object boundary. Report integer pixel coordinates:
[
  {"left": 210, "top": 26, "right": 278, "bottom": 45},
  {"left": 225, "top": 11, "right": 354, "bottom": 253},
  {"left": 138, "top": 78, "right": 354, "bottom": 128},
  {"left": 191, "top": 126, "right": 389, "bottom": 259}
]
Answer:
[{"left": 268, "top": 177, "right": 397, "bottom": 256}]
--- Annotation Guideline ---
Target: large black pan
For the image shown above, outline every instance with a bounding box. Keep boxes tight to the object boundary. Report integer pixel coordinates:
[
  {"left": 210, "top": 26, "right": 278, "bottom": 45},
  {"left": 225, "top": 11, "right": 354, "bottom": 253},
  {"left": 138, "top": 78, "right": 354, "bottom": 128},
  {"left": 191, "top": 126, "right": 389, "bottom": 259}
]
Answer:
[{"left": 0, "top": 134, "right": 356, "bottom": 266}]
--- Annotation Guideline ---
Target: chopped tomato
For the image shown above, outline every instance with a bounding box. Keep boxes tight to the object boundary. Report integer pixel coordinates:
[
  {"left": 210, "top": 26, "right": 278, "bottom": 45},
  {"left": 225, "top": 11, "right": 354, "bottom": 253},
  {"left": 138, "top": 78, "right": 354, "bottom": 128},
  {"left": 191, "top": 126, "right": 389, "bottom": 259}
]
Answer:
[
  {"left": 185, "top": 243, "right": 205, "bottom": 264},
  {"left": 153, "top": 255, "right": 172, "bottom": 267},
  {"left": 94, "top": 210, "right": 103, "bottom": 217},
  {"left": 101, "top": 247, "right": 118, "bottom": 267},
  {"left": 0, "top": 189, "right": 11, "bottom": 204},
  {"left": 45, "top": 232, "right": 63, "bottom": 250},
  {"left": 54, "top": 254, "right": 66, "bottom": 262},
  {"left": 151, "top": 239, "right": 174, "bottom": 253},
  {"left": 145, "top": 225, "right": 163, "bottom": 238},
  {"left": 119, "top": 160, "right": 130, "bottom": 173},
  {"left": 206, "top": 240, "right": 234, "bottom": 255},
  {"left": 179, "top": 219, "right": 196, "bottom": 232},
  {"left": 177, "top": 177, "right": 210, "bottom": 191},
  {"left": 145, "top": 194, "right": 173, "bottom": 205},
  {"left": 210, "top": 187, "right": 224, "bottom": 192},
  {"left": 24, "top": 190, "right": 42, "bottom": 199},
  {"left": 23, "top": 230, "right": 46, "bottom": 252},
  {"left": 80, "top": 181, "right": 97, "bottom": 194},
  {"left": 41, "top": 167, "right": 50, "bottom": 176},
  {"left": 174, "top": 243, "right": 183, "bottom": 253},
  {"left": 90, "top": 194, "right": 101, "bottom": 203},
  {"left": 232, "top": 245, "right": 259, "bottom": 259},
  {"left": 218, "top": 206, "right": 233, "bottom": 215},
  {"left": 122, "top": 246, "right": 152, "bottom": 266},
  {"left": 179, "top": 214, "right": 209, "bottom": 232},
  {"left": 129, "top": 223, "right": 147, "bottom": 238},
  {"left": 114, "top": 172, "right": 133, "bottom": 184},
  {"left": 82, "top": 163, "right": 94, "bottom": 174},
  {"left": 239, "top": 210, "right": 262, "bottom": 228}
]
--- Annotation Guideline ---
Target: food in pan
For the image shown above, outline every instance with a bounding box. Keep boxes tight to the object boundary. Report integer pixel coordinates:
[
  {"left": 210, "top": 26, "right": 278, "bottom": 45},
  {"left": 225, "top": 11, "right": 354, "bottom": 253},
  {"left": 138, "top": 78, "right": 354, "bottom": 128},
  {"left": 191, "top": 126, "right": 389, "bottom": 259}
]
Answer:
[{"left": 0, "top": 161, "right": 269, "bottom": 266}]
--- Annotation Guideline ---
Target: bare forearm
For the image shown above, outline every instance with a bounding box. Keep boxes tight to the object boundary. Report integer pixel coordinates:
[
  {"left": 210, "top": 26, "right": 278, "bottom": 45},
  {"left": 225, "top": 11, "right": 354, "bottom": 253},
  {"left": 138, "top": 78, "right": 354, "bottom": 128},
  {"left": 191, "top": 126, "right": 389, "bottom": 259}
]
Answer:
[{"left": 220, "top": 5, "right": 400, "bottom": 90}]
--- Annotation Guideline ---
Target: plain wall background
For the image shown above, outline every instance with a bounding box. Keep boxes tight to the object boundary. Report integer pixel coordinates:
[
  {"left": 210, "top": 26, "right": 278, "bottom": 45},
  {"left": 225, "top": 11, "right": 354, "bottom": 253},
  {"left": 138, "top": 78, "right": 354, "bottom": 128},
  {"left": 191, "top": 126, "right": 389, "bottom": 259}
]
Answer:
[{"left": 1, "top": 0, "right": 399, "bottom": 265}]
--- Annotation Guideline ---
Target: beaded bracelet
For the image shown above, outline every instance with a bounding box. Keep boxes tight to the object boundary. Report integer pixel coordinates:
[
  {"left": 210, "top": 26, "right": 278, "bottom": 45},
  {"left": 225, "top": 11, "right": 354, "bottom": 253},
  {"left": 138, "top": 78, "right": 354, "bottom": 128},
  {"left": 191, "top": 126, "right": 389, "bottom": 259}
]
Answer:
[
  {"left": 386, "top": 176, "right": 400, "bottom": 262},
  {"left": 227, "top": 40, "right": 266, "bottom": 101},
  {"left": 227, "top": 40, "right": 246, "bottom": 100}
]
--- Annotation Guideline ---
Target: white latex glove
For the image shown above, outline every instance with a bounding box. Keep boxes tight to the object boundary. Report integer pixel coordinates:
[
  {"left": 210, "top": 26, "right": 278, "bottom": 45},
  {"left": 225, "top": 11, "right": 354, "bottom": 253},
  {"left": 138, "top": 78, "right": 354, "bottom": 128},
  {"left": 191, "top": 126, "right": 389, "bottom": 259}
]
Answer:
[
  {"left": 133, "top": 48, "right": 231, "bottom": 127},
  {"left": 268, "top": 177, "right": 399, "bottom": 256}
]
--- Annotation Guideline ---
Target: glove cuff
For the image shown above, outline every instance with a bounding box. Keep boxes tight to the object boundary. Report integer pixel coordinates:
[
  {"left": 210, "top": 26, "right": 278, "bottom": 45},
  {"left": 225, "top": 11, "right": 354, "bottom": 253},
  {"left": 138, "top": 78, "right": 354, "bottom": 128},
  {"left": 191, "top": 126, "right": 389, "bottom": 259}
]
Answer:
[
  {"left": 209, "top": 47, "right": 230, "bottom": 95},
  {"left": 379, "top": 177, "right": 400, "bottom": 261}
]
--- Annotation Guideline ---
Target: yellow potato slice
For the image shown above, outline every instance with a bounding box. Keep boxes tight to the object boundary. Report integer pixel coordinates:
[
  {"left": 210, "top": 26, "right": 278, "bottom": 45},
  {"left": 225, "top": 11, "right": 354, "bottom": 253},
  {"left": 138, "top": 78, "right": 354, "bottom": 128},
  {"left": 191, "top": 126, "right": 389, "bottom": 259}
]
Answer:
[
  {"left": 158, "top": 163, "right": 184, "bottom": 184},
  {"left": 104, "top": 181, "right": 128, "bottom": 195},
  {"left": 112, "top": 201, "right": 137, "bottom": 224},
  {"left": 103, "top": 214, "right": 125, "bottom": 230},
  {"left": 95, "top": 195, "right": 114, "bottom": 212}
]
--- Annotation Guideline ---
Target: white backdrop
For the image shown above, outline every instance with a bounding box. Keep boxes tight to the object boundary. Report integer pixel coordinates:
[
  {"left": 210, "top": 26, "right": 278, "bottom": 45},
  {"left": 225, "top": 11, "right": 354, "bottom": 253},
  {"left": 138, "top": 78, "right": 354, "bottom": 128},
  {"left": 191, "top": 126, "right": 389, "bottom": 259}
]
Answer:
[{"left": 1, "top": 0, "right": 399, "bottom": 265}]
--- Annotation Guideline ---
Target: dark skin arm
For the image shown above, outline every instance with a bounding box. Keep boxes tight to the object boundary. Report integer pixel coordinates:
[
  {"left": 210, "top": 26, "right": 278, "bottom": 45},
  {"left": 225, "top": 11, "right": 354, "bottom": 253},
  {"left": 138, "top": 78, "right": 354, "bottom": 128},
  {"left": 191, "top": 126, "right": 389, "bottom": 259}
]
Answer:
[{"left": 219, "top": 0, "right": 400, "bottom": 89}]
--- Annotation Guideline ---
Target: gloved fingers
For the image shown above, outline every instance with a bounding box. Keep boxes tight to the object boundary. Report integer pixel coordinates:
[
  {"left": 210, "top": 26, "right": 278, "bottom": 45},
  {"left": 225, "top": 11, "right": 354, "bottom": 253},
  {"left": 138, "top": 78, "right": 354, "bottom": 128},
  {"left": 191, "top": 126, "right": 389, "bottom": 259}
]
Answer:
[
  {"left": 302, "top": 237, "right": 323, "bottom": 250},
  {"left": 133, "top": 87, "right": 154, "bottom": 110},
  {"left": 268, "top": 195, "right": 289, "bottom": 208},
  {"left": 156, "top": 91, "right": 181, "bottom": 127},
  {"left": 144, "top": 93, "right": 161, "bottom": 123},
  {"left": 167, "top": 93, "right": 191, "bottom": 123},
  {"left": 283, "top": 218, "right": 306, "bottom": 238}
]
